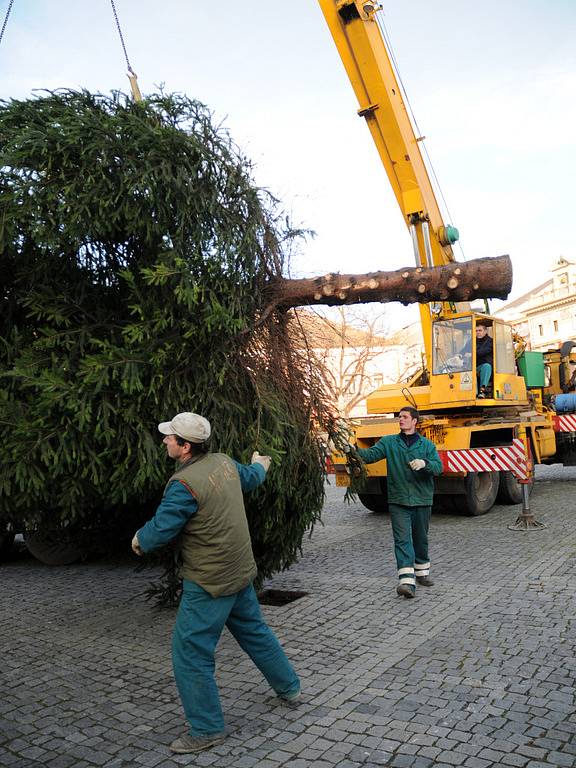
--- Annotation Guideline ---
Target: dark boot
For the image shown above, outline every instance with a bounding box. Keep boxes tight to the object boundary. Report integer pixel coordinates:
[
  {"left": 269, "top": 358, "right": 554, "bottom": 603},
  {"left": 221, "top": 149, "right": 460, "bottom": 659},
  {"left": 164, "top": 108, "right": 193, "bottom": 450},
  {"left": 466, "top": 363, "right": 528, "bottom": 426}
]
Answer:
[{"left": 396, "top": 583, "right": 415, "bottom": 598}]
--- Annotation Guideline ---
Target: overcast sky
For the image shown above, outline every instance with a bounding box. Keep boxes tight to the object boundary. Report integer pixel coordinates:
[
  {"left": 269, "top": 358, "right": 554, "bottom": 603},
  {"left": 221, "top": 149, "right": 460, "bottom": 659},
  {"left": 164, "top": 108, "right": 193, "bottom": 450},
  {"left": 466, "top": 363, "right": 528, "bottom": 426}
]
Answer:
[{"left": 1, "top": 0, "right": 574, "bottom": 325}]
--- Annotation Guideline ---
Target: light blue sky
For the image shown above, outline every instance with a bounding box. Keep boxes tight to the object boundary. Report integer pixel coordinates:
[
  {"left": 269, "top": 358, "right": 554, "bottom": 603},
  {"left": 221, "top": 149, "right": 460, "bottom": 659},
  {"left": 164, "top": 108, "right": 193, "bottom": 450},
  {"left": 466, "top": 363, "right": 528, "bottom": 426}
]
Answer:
[{"left": 1, "top": 0, "right": 575, "bottom": 324}]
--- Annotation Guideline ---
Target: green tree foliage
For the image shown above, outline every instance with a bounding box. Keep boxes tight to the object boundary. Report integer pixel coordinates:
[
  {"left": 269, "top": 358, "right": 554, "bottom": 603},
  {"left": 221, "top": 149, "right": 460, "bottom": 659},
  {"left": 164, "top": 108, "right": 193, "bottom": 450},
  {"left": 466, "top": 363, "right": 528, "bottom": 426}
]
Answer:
[{"left": 0, "top": 89, "right": 338, "bottom": 578}]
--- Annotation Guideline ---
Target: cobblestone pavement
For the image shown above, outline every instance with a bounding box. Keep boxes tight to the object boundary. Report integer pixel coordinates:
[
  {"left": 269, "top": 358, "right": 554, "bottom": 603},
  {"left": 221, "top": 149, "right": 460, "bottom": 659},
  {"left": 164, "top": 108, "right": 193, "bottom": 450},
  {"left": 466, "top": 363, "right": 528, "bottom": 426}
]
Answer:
[{"left": 2, "top": 466, "right": 576, "bottom": 768}]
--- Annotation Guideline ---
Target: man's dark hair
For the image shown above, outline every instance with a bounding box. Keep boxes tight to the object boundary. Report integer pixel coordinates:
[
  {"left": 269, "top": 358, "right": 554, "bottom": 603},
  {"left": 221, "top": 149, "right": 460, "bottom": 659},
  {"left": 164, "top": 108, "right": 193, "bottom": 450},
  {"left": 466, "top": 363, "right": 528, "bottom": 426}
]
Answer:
[
  {"left": 399, "top": 406, "right": 419, "bottom": 422},
  {"left": 175, "top": 436, "right": 209, "bottom": 454}
]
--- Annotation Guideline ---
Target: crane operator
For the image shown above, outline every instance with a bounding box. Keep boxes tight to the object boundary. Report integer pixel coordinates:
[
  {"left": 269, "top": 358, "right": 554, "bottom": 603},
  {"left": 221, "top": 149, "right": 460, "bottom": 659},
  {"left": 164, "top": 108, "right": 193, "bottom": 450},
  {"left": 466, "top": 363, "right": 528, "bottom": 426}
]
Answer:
[{"left": 475, "top": 320, "right": 493, "bottom": 397}]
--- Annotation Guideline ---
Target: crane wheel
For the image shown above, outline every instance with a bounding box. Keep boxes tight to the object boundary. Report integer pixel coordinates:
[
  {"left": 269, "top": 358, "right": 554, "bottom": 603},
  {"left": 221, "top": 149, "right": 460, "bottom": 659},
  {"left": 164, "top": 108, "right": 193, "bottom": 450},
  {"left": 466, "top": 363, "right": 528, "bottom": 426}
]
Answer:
[
  {"left": 23, "top": 531, "right": 88, "bottom": 566},
  {"left": 358, "top": 493, "right": 389, "bottom": 513},
  {"left": 461, "top": 471, "right": 500, "bottom": 516},
  {"left": 496, "top": 471, "right": 534, "bottom": 505},
  {"left": 358, "top": 479, "right": 389, "bottom": 513},
  {"left": 0, "top": 531, "right": 15, "bottom": 561},
  {"left": 432, "top": 496, "right": 461, "bottom": 515}
]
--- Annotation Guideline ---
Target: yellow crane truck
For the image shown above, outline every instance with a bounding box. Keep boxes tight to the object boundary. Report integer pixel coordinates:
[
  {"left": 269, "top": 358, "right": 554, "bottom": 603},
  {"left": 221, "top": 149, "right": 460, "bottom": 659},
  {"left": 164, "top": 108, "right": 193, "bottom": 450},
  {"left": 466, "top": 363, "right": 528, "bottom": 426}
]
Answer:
[{"left": 319, "top": 1, "right": 575, "bottom": 516}]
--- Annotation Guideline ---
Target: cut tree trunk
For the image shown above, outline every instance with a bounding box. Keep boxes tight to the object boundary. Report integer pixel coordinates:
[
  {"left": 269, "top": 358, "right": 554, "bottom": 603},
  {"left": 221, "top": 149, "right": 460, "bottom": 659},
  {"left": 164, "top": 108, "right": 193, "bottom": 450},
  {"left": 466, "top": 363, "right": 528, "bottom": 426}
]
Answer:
[{"left": 266, "top": 254, "right": 511, "bottom": 309}]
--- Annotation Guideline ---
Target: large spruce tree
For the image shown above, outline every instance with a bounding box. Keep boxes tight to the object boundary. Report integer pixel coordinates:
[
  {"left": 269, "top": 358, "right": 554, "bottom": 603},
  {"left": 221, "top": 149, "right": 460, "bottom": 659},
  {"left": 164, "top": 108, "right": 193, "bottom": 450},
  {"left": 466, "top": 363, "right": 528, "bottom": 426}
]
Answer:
[{"left": 0, "top": 90, "right": 338, "bottom": 577}]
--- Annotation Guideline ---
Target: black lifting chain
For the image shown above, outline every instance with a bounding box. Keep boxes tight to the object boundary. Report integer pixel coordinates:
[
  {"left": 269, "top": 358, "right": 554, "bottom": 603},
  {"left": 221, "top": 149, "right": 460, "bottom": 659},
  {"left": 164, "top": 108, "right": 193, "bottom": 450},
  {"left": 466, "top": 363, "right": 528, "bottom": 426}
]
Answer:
[
  {"left": 109, "top": 0, "right": 135, "bottom": 75},
  {"left": 0, "top": 0, "right": 15, "bottom": 49}
]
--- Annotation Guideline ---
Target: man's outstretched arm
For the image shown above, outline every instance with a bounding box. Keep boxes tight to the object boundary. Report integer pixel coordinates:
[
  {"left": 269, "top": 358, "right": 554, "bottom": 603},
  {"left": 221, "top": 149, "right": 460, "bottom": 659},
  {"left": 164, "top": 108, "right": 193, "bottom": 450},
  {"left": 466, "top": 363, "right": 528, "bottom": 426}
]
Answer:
[{"left": 133, "top": 481, "right": 198, "bottom": 555}]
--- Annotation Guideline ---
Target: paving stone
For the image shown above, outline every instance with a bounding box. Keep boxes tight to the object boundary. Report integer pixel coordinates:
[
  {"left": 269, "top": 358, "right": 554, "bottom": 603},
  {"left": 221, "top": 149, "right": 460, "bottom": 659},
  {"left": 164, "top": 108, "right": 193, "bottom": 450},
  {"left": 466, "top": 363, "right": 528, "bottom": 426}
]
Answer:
[
  {"left": 390, "top": 755, "right": 418, "bottom": 767},
  {"left": 463, "top": 758, "right": 492, "bottom": 768},
  {"left": 500, "top": 755, "right": 530, "bottom": 768},
  {"left": 410, "top": 759, "right": 435, "bottom": 768},
  {"left": 45, "top": 756, "right": 79, "bottom": 768},
  {"left": 546, "top": 752, "right": 576, "bottom": 768},
  {"left": 478, "top": 747, "right": 507, "bottom": 762},
  {"left": 436, "top": 751, "right": 467, "bottom": 766},
  {"left": 452, "top": 742, "right": 482, "bottom": 758},
  {"left": 407, "top": 733, "right": 436, "bottom": 747},
  {"left": 524, "top": 763, "right": 558, "bottom": 768},
  {"left": 515, "top": 745, "right": 549, "bottom": 760}
]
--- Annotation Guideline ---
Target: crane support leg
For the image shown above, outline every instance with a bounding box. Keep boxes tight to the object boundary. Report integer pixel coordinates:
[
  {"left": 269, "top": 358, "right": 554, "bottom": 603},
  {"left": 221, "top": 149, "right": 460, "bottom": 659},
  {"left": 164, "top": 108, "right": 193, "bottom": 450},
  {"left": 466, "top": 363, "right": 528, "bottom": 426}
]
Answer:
[
  {"left": 508, "top": 481, "right": 546, "bottom": 531},
  {"left": 508, "top": 428, "right": 546, "bottom": 531}
]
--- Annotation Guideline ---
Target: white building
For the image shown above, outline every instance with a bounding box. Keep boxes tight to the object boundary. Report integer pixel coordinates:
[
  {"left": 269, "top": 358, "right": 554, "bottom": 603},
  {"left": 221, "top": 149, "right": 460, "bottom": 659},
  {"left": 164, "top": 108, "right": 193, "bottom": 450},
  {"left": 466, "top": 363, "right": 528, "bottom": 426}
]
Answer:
[
  {"left": 494, "top": 257, "right": 576, "bottom": 352},
  {"left": 297, "top": 310, "right": 424, "bottom": 416}
]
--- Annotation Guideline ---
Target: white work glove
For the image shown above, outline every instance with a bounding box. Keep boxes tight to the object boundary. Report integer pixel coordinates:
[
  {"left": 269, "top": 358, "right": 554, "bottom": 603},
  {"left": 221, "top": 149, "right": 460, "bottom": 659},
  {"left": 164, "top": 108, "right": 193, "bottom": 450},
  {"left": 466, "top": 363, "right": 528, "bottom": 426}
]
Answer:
[
  {"left": 446, "top": 354, "right": 463, "bottom": 368},
  {"left": 251, "top": 451, "right": 272, "bottom": 473},
  {"left": 409, "top": 459, "right": 426, "bottom": 471},
  {"left": 131, "top": 533, "right": 143, "bottom": 556}
]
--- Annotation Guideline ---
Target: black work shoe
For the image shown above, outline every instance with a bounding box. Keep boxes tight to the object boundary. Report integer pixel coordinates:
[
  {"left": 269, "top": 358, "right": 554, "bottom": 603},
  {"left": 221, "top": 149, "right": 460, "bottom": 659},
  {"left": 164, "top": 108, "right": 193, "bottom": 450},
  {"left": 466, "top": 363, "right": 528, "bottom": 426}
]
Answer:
[
  {"left": 169, "top": 732, "right": 227, "bottom": 754},
  {"left": 396, "top": 583, "right": 415, "bottom": 598},
  {"left": 416, "top": 575, "right": 434, "bottom": 587}
]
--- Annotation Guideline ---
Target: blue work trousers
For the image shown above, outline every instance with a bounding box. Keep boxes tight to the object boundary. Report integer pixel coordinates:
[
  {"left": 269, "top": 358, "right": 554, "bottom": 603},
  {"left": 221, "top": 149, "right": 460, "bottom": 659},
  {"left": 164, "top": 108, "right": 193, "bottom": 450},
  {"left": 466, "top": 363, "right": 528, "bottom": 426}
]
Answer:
[
  {"left": 389, "top": 503, "right": 431, "bottom": 584},
  {"left": 172, "top": 579, "right": 300, "bottom": 737},
  {"left": 477, "top": 363, "right": 492, "bottom": 388}
]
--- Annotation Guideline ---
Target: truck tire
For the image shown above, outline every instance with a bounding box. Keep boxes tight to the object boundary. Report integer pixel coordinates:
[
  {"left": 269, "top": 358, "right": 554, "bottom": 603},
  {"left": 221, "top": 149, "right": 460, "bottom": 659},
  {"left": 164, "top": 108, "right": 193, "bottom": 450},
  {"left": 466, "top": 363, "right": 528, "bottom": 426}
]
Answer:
[
  {"left": 358, "top": 493, "right": 388, "bottom": 513},
  {"left": 0, "top": 531, "right": 15, "bottom": 561},
  {"left": 23, "top": 531, "right": 87, "bottom": 565},
  {"left": 358, "top": 478, "right": 389, "bottom": 514},
  {"left": 496, "top": 471, "right": 534, "bottom": 505},
  {"left": 461, "top": 471, "right": 500, "bottom": 516},
  {"left": 432, "top": 495, "right": 461, "bottom": 515}
]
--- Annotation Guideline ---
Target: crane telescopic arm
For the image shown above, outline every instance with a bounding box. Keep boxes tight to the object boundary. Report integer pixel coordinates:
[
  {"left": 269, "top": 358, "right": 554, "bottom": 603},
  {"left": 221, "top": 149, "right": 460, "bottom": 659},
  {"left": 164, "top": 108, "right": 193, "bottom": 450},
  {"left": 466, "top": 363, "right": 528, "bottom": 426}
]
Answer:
[
  {"left": 317, "top": 0, "right": 465, "bottom": 365},
  {"left": 317, "top": 0, "right": 459, "bottom": 271}
]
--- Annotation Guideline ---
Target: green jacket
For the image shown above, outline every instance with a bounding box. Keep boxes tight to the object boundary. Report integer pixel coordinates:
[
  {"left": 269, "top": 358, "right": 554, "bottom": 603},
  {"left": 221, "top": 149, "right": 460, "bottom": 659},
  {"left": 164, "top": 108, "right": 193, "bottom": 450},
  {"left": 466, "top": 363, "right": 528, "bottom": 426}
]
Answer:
[{"left": 356, "top": 433, "right": 442, "bottom": 507}]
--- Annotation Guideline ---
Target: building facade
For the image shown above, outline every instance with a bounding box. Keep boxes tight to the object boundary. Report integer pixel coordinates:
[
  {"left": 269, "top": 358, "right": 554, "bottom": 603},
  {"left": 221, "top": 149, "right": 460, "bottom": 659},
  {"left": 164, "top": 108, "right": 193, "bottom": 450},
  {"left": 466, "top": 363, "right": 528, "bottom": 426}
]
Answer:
[{"left": 494, "top": 257, "right": 576, "bottom": 352}]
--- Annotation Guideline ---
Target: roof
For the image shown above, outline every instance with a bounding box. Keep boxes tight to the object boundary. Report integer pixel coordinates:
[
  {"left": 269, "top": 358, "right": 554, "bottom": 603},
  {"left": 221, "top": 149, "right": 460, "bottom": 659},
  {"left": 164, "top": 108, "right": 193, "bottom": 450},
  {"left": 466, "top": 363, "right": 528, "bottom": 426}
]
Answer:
[
  {"left": 290, "top": 309, "right": 389, "bottom": 349},
  {"left": 493, "top": 279, "right": 551, "bottom": 314}
]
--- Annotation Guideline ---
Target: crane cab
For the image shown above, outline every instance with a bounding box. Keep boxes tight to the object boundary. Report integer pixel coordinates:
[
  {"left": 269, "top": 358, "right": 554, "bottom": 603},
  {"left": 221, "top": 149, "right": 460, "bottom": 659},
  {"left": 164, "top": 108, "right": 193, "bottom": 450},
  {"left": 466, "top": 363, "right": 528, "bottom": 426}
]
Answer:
[
  {"left": 429, "top": 314, "right": 527, "bottom": 407},
  {"left": 366, "top": 314, "right": 528, "bottom": 414}
]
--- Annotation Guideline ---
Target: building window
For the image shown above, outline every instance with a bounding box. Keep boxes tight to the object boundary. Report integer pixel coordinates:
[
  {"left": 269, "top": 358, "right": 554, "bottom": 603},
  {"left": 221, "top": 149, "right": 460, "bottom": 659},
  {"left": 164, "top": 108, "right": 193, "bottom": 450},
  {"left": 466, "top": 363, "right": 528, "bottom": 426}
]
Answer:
[
  {"left": 554, "top": 320, "right": 559, "bottom": 332},
  {"left": 372, "top": 374, "right": 384, "bottom": 388},
  {"left": 344, "top": 377, "right": 356, "bottom": 394},
  {"left": 538, "top": 324, "right": 544, "bottom": 336}
]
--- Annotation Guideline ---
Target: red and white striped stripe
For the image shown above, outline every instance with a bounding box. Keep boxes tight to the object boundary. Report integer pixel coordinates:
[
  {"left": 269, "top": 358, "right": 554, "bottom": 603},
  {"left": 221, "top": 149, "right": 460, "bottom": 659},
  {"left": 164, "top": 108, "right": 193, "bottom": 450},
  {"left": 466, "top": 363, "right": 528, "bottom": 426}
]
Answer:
[
  {"left": 554, "top": 414, "right": 576, "bottom": 433},
  {"left": 439, "top": 438, "right": 529, "bottom": 480}
]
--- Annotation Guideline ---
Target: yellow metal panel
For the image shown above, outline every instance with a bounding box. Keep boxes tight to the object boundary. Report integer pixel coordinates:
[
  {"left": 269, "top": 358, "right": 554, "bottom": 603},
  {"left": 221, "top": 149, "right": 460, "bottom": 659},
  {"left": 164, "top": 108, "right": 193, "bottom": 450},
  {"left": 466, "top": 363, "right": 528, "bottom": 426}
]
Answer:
[
  {"left": 493, "top": 373, "right": 528, "bottom": 403},
  {"left": 355, "top": 418, "right": 398, "bottom": 438},
  {"left": 366, "top": 459, "right": 387, "bottom": 477},
  {"left": 533, "top": 426, "right": 556, "bottom": 461},
  {"left": 430, "top": 374, "right": 477, "bottom": 405},
  {"left": 366, "top": 385, "right": 431, "bottom": 414}
]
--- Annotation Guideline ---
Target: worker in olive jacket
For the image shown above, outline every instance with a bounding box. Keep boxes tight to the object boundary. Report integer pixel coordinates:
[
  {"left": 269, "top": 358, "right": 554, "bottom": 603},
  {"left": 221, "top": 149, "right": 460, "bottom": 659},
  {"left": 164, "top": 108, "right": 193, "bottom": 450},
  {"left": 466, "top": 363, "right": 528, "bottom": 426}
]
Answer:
[
  {"left": 132, "top": 413, "right": 300, "bottom": 755},
  {"left": 353, "top": 406, "right": 442, "bottom": 599}
]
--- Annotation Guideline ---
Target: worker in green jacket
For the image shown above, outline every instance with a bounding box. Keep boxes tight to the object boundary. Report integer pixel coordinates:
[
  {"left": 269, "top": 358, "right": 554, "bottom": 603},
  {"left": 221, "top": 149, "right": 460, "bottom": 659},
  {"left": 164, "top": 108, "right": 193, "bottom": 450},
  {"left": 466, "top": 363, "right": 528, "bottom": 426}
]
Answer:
[{"left": 353, "top": 406, "right": 442, "bottom": 599}]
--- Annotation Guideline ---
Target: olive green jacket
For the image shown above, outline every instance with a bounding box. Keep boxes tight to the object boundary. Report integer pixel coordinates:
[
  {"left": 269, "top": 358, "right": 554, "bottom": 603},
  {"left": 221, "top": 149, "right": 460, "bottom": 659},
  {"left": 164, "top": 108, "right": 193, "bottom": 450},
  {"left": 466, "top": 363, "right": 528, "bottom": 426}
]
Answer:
[{"left": 169, "top": 453, "right": 259, "bottom": 597}]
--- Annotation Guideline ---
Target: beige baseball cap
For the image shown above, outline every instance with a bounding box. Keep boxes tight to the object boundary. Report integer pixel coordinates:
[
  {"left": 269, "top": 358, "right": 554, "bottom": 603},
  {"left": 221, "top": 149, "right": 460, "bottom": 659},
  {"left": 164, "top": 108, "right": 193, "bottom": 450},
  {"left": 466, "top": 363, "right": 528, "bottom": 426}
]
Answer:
[{"left": 158, "top": 412, "right": 211, "bottom": 443}]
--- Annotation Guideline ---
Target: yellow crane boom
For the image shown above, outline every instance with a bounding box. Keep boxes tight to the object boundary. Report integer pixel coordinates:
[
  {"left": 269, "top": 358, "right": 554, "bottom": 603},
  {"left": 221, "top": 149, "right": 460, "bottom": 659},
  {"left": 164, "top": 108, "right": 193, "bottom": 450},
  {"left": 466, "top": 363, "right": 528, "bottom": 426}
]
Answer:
[
  {"left": 317, "top": 1, "right": 459, "bottom": 263},
  {"left": 318, "top": 0, "right": 462, "bottom": 362}
]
